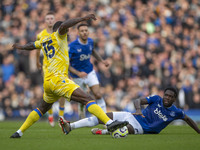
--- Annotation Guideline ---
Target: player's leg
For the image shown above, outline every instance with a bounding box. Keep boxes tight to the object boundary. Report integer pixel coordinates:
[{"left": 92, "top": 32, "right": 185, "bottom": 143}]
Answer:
[
  {"left": 10, "top": 100, "right": 53, "bottom": 138},
  {"left": 48, "top": 97, "right": 66, "bottom": 127},
  {"left": 48, "top": 107, "right": 54, "bottom": 127},
  {"left": 57, "top": 77, "right": 128, "bottom": 134},
  {"left": 70, "top": 88, "right": 128, "bottom": 132},
  {"left": 73, "top": 78, "right": 87, "bottom": 119},
  {"left": 92, "top": 112, "right": 141, "bottom": 135},
  {"left": 10, "top": 79, "right": 58, "bottom": 138},
  {"left": 87, "top": 70, "right": 107, "bottom": 112},
  {"left": 58, "top": 97, "right": 65, "bottom": 117},
  {"left": 78, "top": 103, "right": 86, "bottom": 119},
  {"left": 90, "top": 84, "right": 106, "bottom": 112},
  {"left": 59, "top": 112, "right": 133, "bottom": 135},
  {"left": 59, "top": 112, "right": 113, "bottom": 134},
  {"left": 71, "top": 88, "right": 111, "bottom": 124},
  {"left": 70, "top": 112, "right": 112, "bottom": 129}
]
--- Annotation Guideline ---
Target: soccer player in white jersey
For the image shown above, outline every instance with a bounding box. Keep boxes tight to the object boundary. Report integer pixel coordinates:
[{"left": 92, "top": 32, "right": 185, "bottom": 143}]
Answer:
[
  {"left": 68, "top": 23, "right": 108, "bottom": 118},
  {"left": 36, "top": 11, "right": 65, "bottom": 127},
  {"left": 59, "top": 87, "right": 200, "bottom": 135}
]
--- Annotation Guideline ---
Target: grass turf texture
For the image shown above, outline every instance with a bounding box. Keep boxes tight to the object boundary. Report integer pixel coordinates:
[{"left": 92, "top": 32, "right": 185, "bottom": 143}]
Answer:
[{"left": 0, "top": 121, "right": 200, "bottom": 150}]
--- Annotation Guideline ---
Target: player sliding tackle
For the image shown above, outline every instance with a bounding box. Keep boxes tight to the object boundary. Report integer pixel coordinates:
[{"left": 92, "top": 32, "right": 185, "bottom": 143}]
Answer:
[
  {"left": 10, "top": 14, "right": 128, "bottom": 138},
  {"left": 59, "top": 87, "right": 200, "bottom": 135}
]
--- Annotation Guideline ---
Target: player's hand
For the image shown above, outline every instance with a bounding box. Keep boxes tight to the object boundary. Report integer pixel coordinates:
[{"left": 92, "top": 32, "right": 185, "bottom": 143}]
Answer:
[
  {"left": 78, "top": 72, "right": 87, "bottom": 78},
  {"left": 12, "top": 43, "right": 22, "bottom": 50},
  {"left": 132, "top": 110, "right": 145, "bottom": 118},
  {"left": 84, "top": 14, "right": 97, "bottom": 21},
  {"left": 37, "top": 62, "right": 42, "bottom": 70},
  {"left": 102, "top": 60, "right": 109, "bottom": 67}
]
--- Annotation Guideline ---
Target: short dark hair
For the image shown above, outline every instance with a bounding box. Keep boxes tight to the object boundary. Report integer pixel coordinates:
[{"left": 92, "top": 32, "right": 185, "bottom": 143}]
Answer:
[
  {"left": 164, "top": 87, "right": 178, "bottom": 98},
  {"left": 46, "top": 11, "right": 54, "bottom": 16},
  {"left": 77, "top": 23, "right": 89, "bottom": 29},
  {"left": 53, "top": 21, "right": 63, "bottom": 32}
]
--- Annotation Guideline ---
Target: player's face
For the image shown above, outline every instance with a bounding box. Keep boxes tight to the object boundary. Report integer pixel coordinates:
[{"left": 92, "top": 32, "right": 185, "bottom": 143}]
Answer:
[
  {"left": 163, "top": 90, "right": 176, "bottom": 107},
  {"left": 78, "top": 26, "right": 89, "bottom": 41},
  {"left": 45, "top": 15, "right": 55, "bottom": 28}
]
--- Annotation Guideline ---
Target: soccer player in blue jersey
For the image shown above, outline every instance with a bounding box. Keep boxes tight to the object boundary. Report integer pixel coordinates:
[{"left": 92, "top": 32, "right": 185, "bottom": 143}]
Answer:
[
  {"left": 59, "top": 87, "right": 200, "bottom": 135},
  {"left": 68, "top": 23, "right": 108, "bottom": 118}
]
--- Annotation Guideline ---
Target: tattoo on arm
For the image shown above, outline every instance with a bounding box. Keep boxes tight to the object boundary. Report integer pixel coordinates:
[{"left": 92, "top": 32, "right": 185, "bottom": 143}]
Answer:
[
  {"left": 59, "top": 18, "right": 85, "bottom": 35},
  {"left": 21, "top": 42, "right": 36, "bottom": 50}
]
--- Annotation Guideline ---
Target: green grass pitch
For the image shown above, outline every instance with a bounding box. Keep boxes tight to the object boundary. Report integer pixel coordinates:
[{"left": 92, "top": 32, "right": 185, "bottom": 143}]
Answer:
[{"left": 0, "top": 121, "right": 200, "bottom": 150}]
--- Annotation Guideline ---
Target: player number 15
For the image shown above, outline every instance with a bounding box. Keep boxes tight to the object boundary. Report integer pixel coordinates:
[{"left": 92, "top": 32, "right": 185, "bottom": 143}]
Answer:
[{"left": 42, "top": 40, "right": 55, "bottom": 58}]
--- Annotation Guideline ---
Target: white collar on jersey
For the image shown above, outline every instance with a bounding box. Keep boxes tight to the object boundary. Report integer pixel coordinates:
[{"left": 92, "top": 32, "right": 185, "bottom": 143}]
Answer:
[{"left": 78, "top": 38, "right": 88, "bottom": 45}]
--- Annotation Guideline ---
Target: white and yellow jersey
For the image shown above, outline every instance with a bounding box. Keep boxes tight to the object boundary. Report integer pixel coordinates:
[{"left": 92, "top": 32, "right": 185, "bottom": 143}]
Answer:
[
  {"left": 36, "top": 29, "right": 51, "bottom": 71},
  {"left": 34, "top": 31, "right": 69, "bottom": 81},
  {"left": 36, "top": 29, "right": 50, "bottom": 40}
]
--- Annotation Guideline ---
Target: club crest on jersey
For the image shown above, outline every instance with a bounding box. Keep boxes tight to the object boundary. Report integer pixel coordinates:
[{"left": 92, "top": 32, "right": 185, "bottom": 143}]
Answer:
[
  {"left": 154, "top": 108, "right": 168, "bottom": 121},
  {"left": 77, "top": 49, "right": 82, "bottom": 52},
  {"left": 170, "top": 111, "right": 175, "bottom": 117},
  {"left": 157, "top": 104, "right": 161, "bottom": 107}
]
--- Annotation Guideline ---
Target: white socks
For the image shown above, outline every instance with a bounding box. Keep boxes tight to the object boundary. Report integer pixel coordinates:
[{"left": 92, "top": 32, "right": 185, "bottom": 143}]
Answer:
[
  {"left": 17, "top": 129, "right": 23, "bottom": 136},
  {"left": 102, "top": 129, "right": 109, "bottom": 134},
  {"left": 105, "top": 120, "right": 113, "bottom": 125},
  {"left": 70, "top": 116, "right": 99, "bottom": 130}
]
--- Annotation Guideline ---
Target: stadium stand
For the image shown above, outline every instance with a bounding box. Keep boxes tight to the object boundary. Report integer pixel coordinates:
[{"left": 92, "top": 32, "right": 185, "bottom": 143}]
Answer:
[{"left": 0, "top": 0, "right": 200, "bottom": 122}]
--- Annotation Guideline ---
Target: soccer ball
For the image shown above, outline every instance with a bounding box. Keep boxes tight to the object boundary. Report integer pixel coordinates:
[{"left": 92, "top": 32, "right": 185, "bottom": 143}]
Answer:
[{"left": 111, "top": 126, "right": 128, "bottom": 138}]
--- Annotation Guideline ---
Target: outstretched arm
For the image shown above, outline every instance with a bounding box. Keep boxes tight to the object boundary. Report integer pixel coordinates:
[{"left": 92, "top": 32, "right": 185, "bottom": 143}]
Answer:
[
  {"left": 92, "top": 49, "right": 109, "bottom": 67},
  {"left": 132, "top": 98, "right": 148, "bottom": 117},
  {"left": 59, "top": 14, "right": 96, "bottom": 35},
  {"left": 69, "top": 66, "right": 87, "bottom": 78},
  {"left": 182, "top": 115, "right": 200, "bottom": 134},
  {"left": 12, "top": 42, "right": 36, "bottom": 51}
]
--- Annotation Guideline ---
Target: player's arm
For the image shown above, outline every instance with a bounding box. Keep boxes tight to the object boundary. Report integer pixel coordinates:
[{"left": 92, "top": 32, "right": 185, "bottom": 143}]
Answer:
[
  {"left": 59, "top": 14, "right": 96, "bottom": 35},
  {"left": 12, "top": 42, "right": 37, "bottom": 51},
  {"left": 182, "top": 114, "right": 200, "bottom": 134},
  {"left": 36, "top": 34, "right": 42, "bottom": 69},
  {"left": 36, "top": 50, "right": 42, "bottom": 70},
  {"left": 68, "top": 66, "right": 87, "bottom": 78},
  {"left": 92, "top": 49, "right": 109, "bottom": 67},
  {"left": 132, "top": 98, "right": 148, "bottom": 117}
]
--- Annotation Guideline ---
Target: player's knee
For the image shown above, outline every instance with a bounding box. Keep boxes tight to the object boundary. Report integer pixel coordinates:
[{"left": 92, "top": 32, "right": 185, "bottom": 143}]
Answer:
[
  {"left": 38, "top": 100, "right": 53, "bottom": 114},
  {"left": 127, "top": 124, "right": 135, "bottom": 134},
  {"left": 82, "top": 95, "right": 93, "bottom": 105},
  {"left": 59, "top": 97, "right": 65, "bottom": 106},
  {"left": 37, "top": 106, "right": 47, "bottom": 115}
]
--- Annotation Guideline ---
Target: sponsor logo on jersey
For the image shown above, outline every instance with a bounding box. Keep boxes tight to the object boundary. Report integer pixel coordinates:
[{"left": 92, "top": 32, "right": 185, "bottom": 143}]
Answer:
[
  {"left": 157, "top": 104, "right": 161, "bottom": 107},
  {"left": 77, "top": 49, "right": 82, "bottom": 52},
  {"left": 170, "top": 111, "right": 175, "bottom": 117},
  {"left": 154, "top": 108, "right": 168, "bottom": 121},
  {"left": 42, "top": 37, "right": 52, "bottom": 43},
  {"left": 80, "top": 54, "right": 91, "bottom": 61}
]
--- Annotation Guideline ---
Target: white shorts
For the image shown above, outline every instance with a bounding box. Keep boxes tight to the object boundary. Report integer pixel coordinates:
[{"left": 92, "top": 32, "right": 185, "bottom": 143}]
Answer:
[
  {"left": 73, "top": 70, "right": 99, "bottom": 92},
  {"left": 113, "top": 112, "right": 144, "bottom": 134}
]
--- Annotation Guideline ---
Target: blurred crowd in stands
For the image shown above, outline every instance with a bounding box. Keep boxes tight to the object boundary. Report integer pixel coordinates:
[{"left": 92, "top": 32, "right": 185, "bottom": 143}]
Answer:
[{"left": 0, "top": 0, "right": 200, "bottom": 121}]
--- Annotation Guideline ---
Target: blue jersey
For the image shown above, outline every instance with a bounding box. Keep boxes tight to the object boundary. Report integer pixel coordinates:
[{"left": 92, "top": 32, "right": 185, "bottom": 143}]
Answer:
[
  {"left": 134, "top": 95, "right": 185, "bottom": 134},
  {"left": 68, "top": 38, "right": 94, "bottom": 78}
]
